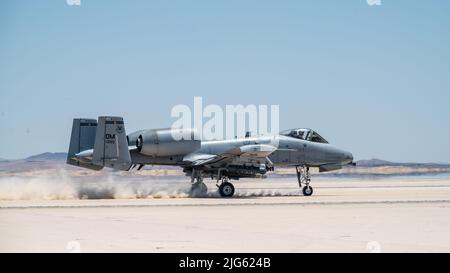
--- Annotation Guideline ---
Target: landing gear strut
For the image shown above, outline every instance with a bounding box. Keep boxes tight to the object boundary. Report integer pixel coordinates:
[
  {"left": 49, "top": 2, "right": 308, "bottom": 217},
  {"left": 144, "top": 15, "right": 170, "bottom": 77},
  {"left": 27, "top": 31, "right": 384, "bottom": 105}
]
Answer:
[
  {"left": 296, "top": 166, "right": 313, "bottom": 196},
  {"left": 190, "top": 169, "right": 208, "bottom": 197},
  {"left": 216, "top": 169, "right": 235, "bottom": 198},
  {"left": 218, "top": 178, "right": 235, "bottom": 198}
]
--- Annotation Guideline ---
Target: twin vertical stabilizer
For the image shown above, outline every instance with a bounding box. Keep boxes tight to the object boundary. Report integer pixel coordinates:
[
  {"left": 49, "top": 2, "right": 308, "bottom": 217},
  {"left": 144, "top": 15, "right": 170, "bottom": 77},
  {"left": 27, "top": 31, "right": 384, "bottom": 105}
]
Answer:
[{"left": 67, "top": 116, "right": 131, "bottom": 171}]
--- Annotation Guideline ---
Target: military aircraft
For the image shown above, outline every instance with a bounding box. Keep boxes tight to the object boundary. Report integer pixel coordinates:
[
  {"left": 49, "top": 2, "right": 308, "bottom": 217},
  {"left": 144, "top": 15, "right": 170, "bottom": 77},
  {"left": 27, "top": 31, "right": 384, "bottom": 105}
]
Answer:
[{"left": 67, "top": 116, "right": 354, "bottom": 197}]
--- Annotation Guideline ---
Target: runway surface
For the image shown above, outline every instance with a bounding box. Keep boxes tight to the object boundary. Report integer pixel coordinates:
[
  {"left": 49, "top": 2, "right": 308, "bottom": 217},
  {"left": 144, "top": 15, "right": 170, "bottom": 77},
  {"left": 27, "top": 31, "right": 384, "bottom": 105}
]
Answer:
[{"left": 1, "top": 177, "right": 450, "bottom": 252}]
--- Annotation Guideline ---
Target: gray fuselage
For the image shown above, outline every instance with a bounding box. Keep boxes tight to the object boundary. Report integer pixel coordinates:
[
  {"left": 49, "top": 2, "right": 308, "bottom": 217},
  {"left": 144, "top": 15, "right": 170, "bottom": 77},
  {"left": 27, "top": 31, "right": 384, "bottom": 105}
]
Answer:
[{"left": 129, "top": 134, "right": 353, "bottom": 168}]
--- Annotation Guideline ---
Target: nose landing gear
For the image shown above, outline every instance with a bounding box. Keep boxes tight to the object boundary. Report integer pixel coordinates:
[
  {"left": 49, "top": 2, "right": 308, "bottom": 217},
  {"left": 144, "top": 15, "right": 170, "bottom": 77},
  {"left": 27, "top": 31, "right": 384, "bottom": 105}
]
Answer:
[{"left": 296, "top": 166, "right": 314, "bottom": 196}]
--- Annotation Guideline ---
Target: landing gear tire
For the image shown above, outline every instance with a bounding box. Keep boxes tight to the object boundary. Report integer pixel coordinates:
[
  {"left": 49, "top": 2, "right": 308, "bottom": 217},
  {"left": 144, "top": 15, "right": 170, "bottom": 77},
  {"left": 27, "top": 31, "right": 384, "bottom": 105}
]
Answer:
[
  {"left": 190, "top": 182, "right": 208, "bottom": 197},
  {"left": 302, "top": 185, "right": 313, "bottom": 196},
  {"left": 219, "top": 182, "right": 235, "bottom": 198}
]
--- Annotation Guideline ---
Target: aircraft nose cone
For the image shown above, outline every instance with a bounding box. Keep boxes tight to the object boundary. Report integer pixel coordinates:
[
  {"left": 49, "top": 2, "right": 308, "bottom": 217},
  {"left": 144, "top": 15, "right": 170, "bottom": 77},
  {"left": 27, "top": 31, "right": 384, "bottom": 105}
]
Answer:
[{"left": 343, "top": 151, "right": 353, "bottom": 164}]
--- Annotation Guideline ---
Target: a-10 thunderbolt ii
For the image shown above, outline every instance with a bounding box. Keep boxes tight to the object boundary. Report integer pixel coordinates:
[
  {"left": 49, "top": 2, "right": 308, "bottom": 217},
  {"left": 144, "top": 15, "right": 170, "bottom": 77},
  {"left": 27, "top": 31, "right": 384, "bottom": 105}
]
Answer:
[{"left": 67, "top": 116, "right": 354, "bottom": 197}]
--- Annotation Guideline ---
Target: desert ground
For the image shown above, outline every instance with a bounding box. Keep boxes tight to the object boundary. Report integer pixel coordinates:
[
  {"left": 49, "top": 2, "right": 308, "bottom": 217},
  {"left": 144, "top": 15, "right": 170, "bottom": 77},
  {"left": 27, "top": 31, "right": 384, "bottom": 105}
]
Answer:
[{"left": 1, "top": 175, "right": 450, "bottom": 253}]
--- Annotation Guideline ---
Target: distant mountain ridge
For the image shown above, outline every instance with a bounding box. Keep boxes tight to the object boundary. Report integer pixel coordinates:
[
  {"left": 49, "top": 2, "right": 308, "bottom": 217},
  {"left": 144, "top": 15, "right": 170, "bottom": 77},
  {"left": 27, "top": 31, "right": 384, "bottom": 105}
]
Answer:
[
  {"left": 0, "top": 154, "right": 449, "bottom": 177},
  {"left": 356, "top": 158, "right": 450, "bottom": 168},
  {"left": 356, "top": 159, "right": 396, "bottom": 167},
  {"left": 25, "top": 152, "right": 67, "bottom": 161},
  {"left": 0, "top": 153, "right": 449, "bottom": 167}
]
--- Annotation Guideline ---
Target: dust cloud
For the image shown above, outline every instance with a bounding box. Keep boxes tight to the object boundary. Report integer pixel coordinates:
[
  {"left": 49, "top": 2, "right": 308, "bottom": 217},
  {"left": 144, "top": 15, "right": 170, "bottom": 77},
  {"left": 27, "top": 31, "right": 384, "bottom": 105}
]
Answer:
[
  {"left": 0, "top": 171, "right": 190, "bottom": 201},
  {"left": 0, "top": 170, "right": 301, "bottom": 201}
]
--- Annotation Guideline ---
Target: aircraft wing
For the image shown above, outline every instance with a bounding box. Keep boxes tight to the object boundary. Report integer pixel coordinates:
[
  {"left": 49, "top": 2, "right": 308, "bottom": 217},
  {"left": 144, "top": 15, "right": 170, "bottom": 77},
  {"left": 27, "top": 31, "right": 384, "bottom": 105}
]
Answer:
[
  {"left": 183, "top": 144, "right": 278, "bottom": 167},
  {"left": 182, "top": 153, "right": 221, "bottom": 166}
]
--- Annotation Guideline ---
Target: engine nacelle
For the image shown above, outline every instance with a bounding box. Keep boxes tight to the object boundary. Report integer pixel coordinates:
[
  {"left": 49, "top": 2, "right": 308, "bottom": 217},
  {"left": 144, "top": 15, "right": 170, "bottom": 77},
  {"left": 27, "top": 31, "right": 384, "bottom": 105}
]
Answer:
[{"left": 132, "top": 128, "right": 201, "bottom": 157}]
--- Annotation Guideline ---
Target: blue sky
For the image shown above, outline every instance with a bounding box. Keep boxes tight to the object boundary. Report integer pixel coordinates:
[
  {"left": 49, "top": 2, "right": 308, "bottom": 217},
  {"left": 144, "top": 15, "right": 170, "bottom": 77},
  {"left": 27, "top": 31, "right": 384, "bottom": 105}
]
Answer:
[{"left": 0, "top": 0, "right": 449, "bottom": 162}]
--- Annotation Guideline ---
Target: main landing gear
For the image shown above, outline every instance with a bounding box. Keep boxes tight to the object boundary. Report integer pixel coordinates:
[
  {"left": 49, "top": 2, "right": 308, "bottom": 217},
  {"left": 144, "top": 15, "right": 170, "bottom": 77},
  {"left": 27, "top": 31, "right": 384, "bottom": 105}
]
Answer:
[
  {"left": 217, "top": 177, "right": 235, "bottom": 198},
  {"left": 216, "top": 168, "right": 235, "bottom": 198},
  {"left": 296, "top": 166, "right": 314, "bottom": 196},
  {"left": 189, "top": 169, "right": 236, "bottom": 198},
  {"left": 189, "top": 170, "right": 208, "bottom": 197}
]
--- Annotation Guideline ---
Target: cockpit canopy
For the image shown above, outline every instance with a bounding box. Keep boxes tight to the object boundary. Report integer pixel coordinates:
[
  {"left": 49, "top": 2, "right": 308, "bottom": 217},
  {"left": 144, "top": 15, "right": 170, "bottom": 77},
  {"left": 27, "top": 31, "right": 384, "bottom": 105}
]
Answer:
[{"left": 280, "top": 128, "right": 329, "bottom": 144}]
